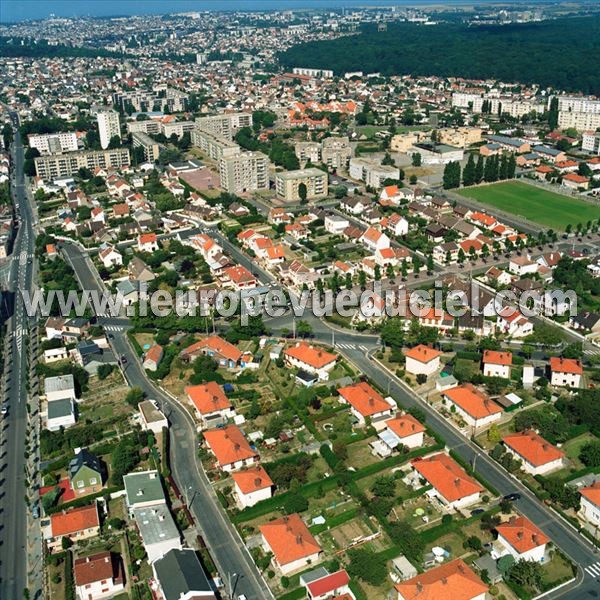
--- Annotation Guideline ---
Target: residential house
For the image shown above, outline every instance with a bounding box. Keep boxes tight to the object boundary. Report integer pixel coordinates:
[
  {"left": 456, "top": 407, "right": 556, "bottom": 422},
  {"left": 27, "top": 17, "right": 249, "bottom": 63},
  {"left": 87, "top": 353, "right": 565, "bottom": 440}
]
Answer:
[
  {"left": 47, "top": 397, "right": 77, "bottom": 431},
  {"left": 186, "top": 381, "right": 235, "bottom": 429},
  {"left": 260, "top": 514, "right": 322, "bottom": 575},
  {"left": 133, "top": 503, "right": 182, "bottom": 563},
  {"left": 143, "top": 344, "right": 164, "bottom": 372},
  {"left": 360, "top": 226, "right": 390, "bottom": 252},
  {"left": 337, "top": 381, "right": 394, "bottom": 428},
  {"left": 324, "top": 215, "right": 350, "bottom": 234},
  {"left": 128, "top": 256, "right": 155, "bottom": 282},
  {"left": 509, "top": 255, "right": 538, "bottom": 276},
  {"left": 376, "top": 413, "right": 425, "bottom": 455},
  {"left": 137, "top": 232, "right": 159, "bottom": 252},
  {"left": 549, "top": 357, "right": 583, "bottom": 388},
  {"left": 494, "top": 516, "right": 549, "bottom": 563},
  {"left": 46, "top": 503, "right": 100, "bottom": 552},
  {"left": 497, "top": 307, "right": 534, "bottom": 338},
  {"left": 404, "top": 345, "right": 442, "bottom": 378},
  {"left": 151, "top": 548, "right": 216, "bottom": 600},
  {"left": 69, "top": 449, "right": 104, "bottom": 497},
  {"left": 381, "top": 213, "right": 409, "bottom": 237},
  {"left": 203, "top": 425, "right": 258, "bottom": 472},
  {"left": 305, "top": 570, "right": 352, "bottom": 600},
  {"left": 284, "top": 343, "right": 338, "bottom": 381},
  {"left": 395, "top": 559, "right": 488, "bottom": 600},
  {"left": 502, "top": 430, "right": 565, "bottom": 476},
  {"left": 443, "top": 385, "right": 502, "bottom": 430},
  {"left": 579, "top": 481, "right": 600, "bottom": 528},
  {"left": 231, "top": 465, "right": 274, "bottom": 508},
  {"left": 482, "top": 350, "right": 512, "bottom": 379},
  {"left": 138, "top": 400, "right": 169, "bottom": 435},
  {"left": 98, "top": 245, "right": 123, "bottom": 269},
  {"left": 224, "top": 265, "right": 257, "bottom": 290},
  {"left": 180, "top": 335, "right": 243, "bottom": 369},
  {"left": 410, "top": 453, "right": 483, "bottom": 509},
  {"left": 74, "top": 551, "right": 125, "bottom": 600}
]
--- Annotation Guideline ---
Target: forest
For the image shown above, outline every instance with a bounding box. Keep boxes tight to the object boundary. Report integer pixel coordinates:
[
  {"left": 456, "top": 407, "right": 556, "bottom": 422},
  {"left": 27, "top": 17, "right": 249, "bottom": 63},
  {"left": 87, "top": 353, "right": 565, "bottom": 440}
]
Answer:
[{"left": 279, "top": 16, "right": 600, "bottom": 95}]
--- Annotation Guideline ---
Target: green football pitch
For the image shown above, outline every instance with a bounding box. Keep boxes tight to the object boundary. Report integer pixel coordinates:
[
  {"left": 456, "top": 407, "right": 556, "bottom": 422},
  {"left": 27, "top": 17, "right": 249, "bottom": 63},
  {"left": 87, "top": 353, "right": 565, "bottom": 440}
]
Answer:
[{"left": 457, "top": 181, "right": 600, "bottom": 230}]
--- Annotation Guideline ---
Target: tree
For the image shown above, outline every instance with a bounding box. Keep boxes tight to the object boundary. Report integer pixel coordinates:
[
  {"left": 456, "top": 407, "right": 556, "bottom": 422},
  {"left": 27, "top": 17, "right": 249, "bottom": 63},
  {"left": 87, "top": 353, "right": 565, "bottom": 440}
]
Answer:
[
  {"left": 412, "top": 152, "right": 422, "bottom": 167},
  {"left": 97, "top": 364, "right": 114, "bottom": 380},
  {"left": 346, "top": 549, "right": 387, "bottom": 586},
  {"left": 125, "top": 387, "right": 144, "bottom": 407},
  {"left": 370, "top": 475, "right": 396, "bottom": 497},
  {"left": 401, "top": 259, "right": 408, "bottom": 281},
  {"left": 298, "top": 182, "right": 308, "bottom": 204},
  {"left": 487, "top": 423, "right": 502, "bottom": 444},
  {"left": 358, "top": 270, "right": 367, "bottom": 290},
  {"left": 443, "top": 161, "right": 461, "bottom": 189},
  {"left": 380, "top": 318, "right": 405, "bottom": 348},
  {"left": 579, "top": 440, "right": 600, "bottom": 467},
  {"left": 508, "top": 560, "right": 543, "bottom": 592},
  {"left": 462, "top": 153, "right": 476, "bottom": 186},
  {"left": 111, "top": 438, "right": 140, "bottom": 485},
  {"left": 475, "top": 155, "right": 484, "bottom": 183},
  {"left": 426, "top": 253, "right": 434, "bottom": 275},
  {"left": 296, "top": 320, "right": 313, "bottom": 338},
  {"left": 283, "top": 493, "right": 309, "bottom": 514},
  {"left": 416, "top": 373, "right": 427, "bottom": 385}
]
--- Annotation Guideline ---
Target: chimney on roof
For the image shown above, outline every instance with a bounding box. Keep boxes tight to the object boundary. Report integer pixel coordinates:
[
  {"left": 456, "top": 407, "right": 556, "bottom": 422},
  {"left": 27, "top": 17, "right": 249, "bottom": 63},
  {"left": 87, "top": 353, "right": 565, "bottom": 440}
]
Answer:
[
  {"left": 234, "top": 443, "right": 241, "bottom": 452},
  {"left": 517, "top": 531, "right": 524, "bottom": 540},
  {"left": 532, "top": 534, "right": 538, "bottom": 544},
  {"left": 441, "top": 576, "right": 448, "bottom": 585},
  {"left": 454, "top": 478, "right": 461, "bottom": 487},
  {"left": 416, "top": 581, "right": 424, "bottom": 594},
  {"left": 296, "top": 535, "right": 303, "bottom": 545},
  {"left": 254, "top": 478, "right": 262, "bottom": 487}
]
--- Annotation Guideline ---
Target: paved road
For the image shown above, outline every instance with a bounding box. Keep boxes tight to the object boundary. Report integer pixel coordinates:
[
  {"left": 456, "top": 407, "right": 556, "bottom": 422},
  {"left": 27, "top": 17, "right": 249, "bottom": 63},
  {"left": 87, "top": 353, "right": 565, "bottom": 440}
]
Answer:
[
  {"left": 61, "top": 242, "right": 273, "bottom": 600},
  {"left": 0, "top": 117, "right": 41, "bottom": 599}
]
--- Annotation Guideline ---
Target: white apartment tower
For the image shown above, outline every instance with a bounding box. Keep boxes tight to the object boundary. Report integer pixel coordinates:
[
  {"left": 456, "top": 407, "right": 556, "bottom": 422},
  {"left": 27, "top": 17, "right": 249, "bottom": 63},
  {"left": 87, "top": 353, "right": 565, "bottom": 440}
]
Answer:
[{"left": 97, "top": 110, "right": 121, "bottom": 150}]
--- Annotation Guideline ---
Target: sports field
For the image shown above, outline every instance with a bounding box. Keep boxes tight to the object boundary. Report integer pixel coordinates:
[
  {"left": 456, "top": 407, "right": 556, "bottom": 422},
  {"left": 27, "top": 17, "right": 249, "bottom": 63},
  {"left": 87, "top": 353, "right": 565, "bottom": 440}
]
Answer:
[{"left": 457, "top": 181, "right": 600, "bottom": 230}]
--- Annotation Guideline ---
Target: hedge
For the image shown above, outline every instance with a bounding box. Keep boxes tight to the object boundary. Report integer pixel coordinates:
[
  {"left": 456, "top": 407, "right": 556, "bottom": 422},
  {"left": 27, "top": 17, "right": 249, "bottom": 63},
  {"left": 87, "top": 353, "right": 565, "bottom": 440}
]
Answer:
[
  {"left": 45, "top": 486, "right": 122, "bottom": 515},
  {"left": 456, "top": 350, "right": 482, "bottom": 362}
]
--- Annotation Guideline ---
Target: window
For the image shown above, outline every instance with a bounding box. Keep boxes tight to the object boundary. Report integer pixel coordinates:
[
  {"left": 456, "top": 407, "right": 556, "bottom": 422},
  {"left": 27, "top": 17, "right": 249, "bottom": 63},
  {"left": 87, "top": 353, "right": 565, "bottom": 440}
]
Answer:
[
  {"left": 77, "top": 480, "right": 84, "bottom": 488},
  {"left": 90, "top": 478, "right": 97, "bottom": 486}
]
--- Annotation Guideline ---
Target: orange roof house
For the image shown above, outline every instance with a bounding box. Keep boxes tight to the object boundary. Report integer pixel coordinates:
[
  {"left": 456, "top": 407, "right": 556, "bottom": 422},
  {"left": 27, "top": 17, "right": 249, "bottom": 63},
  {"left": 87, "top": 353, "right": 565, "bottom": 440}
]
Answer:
[
  {"left": 203, "top": 425, "right": 258, "bottom": 471},
  {"left": 74, "top": 551, "right": 124, "bottom": 591},
  {"left": 385, "top": 413, "right": 425, "bottom": 439},
  {"left": 404, "top": 344, "right": 443, "bottom": 377},
  {"left": 405, "top": 345, "right": 442, "bottom": 364},
  {"left": 549, "top": 357, "right": 583, "bottom": 375},
  {"left": 496, "top": 516, "right": 549, "bottom": 557},
  {"left": 502, "top": 430, "right": 564, "bottom": 475},
  {"left": 231, "top": 465, "right": 273, "bottom": 496},
  {"left": 180, "top": 335, "right": 242, "bottom": 367},
  {"left": 284, "top": 343, "right": 338, "bottom": 379},
  {"left": 186, "top": 381, "right": 233, "bottom": 421},
  {"left": 49, "top": 504, "right": 100, "bottom": 550},
  {"left": 337, "top": 381, "right": 393, "bottom": 425},
  {"left": 443, "top": 384, "right": 502, "bottom": 426},
  {"left": 395, "top": 559, "right": 488, "bottom": 600},
  {"left": 259, "top": 514, "right": 322, "bottom": 574},
  {"left": 580, "top": 481, "right": 600, "bottom": 514},
  {"left": 483, "top": 350, "right": 512, "bottom": 366},
  {"left": 411, "top": 453, "right": 483, "bottom": 506},
  {"left": 224, "top": 265, "right": 256, "bottom": 289}
]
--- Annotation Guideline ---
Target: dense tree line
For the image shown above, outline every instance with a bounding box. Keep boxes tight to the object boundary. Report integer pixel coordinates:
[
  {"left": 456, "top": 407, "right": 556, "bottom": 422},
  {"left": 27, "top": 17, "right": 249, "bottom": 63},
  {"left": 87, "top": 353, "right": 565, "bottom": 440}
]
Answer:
[{"left": 279, "top": 17, "right": 600, "bottom": 94}]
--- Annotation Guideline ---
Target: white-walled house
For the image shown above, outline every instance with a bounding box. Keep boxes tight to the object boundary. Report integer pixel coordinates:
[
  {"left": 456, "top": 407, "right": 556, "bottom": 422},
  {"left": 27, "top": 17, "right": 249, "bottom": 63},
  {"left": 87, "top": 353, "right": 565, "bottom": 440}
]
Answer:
[
  {"left": 203, "top": 425, "right": 258, "bottom": 472},
  {"left": 482, "top": 350, "right": 512, "bottom": 379},
  {"left": 381, "top": 414, "right": 425, "bottom": 449},
  {"left": 231, "top": 466, "right": 273, "bottom": 508},
  {"left": 549, "top": 357, "right": 583, "bottom": 388},
  {"left": 495, "top": 516, "right": 549, "bottom": 563},
  {"left": 443, "top": 384, "right": 502, "bottom": 430},
  {"left": 502, "top": 430, "right": 565, "bottom": 476},
  {"left": 337, "top": 381, "right": 394, "bottom": 428},
  {"left": 580, "top": 481, "right": 600, "bottom": 528},
  {"left": 404, "top": 344, "right": 442, "bottom": 377},
  {"left": 74, "top": 551, "right": 125, "bottom": 600},
  {"left": 260, "top": 514, "right": 322, "bottom": 575},
  {"left": 284, "top": 343, "right": 338, "bottom": 381}
]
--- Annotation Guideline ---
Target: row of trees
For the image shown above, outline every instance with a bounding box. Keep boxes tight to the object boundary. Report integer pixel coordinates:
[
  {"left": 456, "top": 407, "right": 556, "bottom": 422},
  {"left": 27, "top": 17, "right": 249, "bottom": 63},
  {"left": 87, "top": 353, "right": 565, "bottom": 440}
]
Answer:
[{"left": 443, "top": 152, "right": 517, "bottom": 190}]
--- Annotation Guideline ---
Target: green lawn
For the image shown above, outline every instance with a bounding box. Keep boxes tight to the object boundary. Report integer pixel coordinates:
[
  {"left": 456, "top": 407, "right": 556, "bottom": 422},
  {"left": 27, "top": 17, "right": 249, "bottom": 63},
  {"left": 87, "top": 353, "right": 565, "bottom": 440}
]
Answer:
[
  {"left": 457, "top": 181, "right": 600, "bottom": 230},
  {"left": 562, "top": 432, "right": 597, "bottom": 463}
]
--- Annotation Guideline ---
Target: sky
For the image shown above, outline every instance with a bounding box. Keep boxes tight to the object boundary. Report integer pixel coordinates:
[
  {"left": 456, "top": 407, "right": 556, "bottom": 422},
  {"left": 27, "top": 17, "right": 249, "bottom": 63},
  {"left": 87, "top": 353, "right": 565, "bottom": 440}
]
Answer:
[{"left": 0, "top": 0, "right": 528, "bottom": 24}]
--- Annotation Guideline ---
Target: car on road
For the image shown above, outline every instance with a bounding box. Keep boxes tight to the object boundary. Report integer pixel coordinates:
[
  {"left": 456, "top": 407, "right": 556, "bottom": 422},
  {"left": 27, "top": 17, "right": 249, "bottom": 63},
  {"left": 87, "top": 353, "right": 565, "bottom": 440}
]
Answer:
[
  {"left": 503, "top": 492, "right": 521, "bottom": 502},
  {"left": 120, "top": 355, "right": 127, "bottom": 364},
  {"left": 470, "top": 508, "right": 485, "bottom": 516},
  {"left": 108, "top": 333, "right": 114, "bottom": 339},
  {"left": 32, "top": 505, "right": 39, "bottom": 519},
  {"left": 1, "top": 403, "right": 8, "bottom": 415}
]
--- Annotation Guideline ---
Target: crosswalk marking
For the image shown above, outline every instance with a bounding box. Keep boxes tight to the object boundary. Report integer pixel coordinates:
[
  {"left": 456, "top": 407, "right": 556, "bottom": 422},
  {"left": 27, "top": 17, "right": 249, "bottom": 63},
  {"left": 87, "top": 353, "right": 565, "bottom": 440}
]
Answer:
[
  {"left": 585, "top": 562, "right": 600, "bottom": 577},
  {"left": 335, "top": 342, "right": 372, "bottom": 351},
  {"left": 103, "top": 325, "right": 125, "bottom": 332}
]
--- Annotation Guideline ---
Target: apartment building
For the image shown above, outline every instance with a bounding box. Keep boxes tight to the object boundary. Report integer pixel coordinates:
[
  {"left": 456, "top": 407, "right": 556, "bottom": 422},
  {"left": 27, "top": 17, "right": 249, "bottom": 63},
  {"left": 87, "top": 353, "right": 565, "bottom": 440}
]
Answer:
[
  {"left": 437, "top": 127, "right": 482, "bottom": 148},
  {"left": 132, "top": 131, "right": 163, "bottom": 163},
  {"left": 558, "top": 111, "right": 600, "bottom": 132},
  {"left": 191, "top": 128, "right": 240, "bottom": 161},
  {"left": 28, "top": 131, "right": 78, "bottom": 155},
  {"left": 195, "top": 112, "right": 252, "bottom": 141},
  {"left": 112, "top": 88, "right": 188, "bottom": 113},
  {"left": 126, "top": 120, "right": 161, "bottom": 135},
  {"left": 390, "top": 131, "right": 427, "bottom": 153},
  {"left": 34, "top": 148, "right": 130, "bottom": 180},
  {"left": 97, "top": 110, "right": 121, "bottom": 150},
  {"left": 321, "top": 136, "right": 352, "bottom": 168},
  {"left": 275, "top": 167, "right": 328, "bottom": 202},
  {"left": 582, "top": 131, "right": 600, "bottom": 155},
  {"left": 554, "top": 96, "right": 600, "bottom": 114},
  {"left": 349, "top": 157, "right": 399, "bottom": 188},
  {"left": 292, "top": 67, "right": 333, "bottom": 78},
  {"left": 219, "top": 151, "right": 270, "bottom": 194},
  {"left": 161, "top": 120, "right": 195, "bottom": 139},
  {"left": 295, "top": 141, "right": 321, "bottom": 164}
]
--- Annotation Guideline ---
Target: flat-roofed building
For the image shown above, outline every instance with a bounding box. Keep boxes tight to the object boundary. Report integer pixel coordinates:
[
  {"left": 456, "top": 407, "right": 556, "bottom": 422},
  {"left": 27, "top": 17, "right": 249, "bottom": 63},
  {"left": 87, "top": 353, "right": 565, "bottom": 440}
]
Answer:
[
  {"left": 195, "top": 112, "right": 252, "bottom": 141},
  {"left": 219, "top": 151, "right": 269, "bottom": 194},
  {"left": 34, "top": 148, "right": 130, "bottom": 180},
  {"left": 275, "top": 168, "right": 328, "bottom": 202},
  {"left": 190, "top": 128, "right": 240, "bottom": 161},
  {"left": 132, "top": 131, "right": 162, "bottom": 162},
  {"left": 28, "top": 131, "right": 78, "bottom": 155}
]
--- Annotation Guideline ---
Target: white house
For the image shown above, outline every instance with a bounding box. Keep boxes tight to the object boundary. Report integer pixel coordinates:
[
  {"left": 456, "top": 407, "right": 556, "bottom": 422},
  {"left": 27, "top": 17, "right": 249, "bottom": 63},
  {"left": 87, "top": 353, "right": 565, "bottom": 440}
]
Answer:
[
  {"left": 482, "top": 350, "right": 512, "bottom": 379},
  {"left": 338, "top": 381, "right": 394, "bottom": 428},
  {"left": 203, "top": 425, "right": 258, "bottom": 472},
  {"left": 74, "top": 551, "right": 125, "bottom": 600},
  {"left": 579, "top": 481, "right": 600, "bottom": 528},
  {"left": 231, "top": 466, "right": 273, "bottom": 508},
  {"left": 404, "top": 345, "right": 442, "bottom": 377},
  {"left": 45, "top": 374, "right": 77, "bottom": 402},
  {"left": 549, "top": 357, "right": 583, "bottom": 388},
  {"left": 495, "top": 516, "right": 549, "bottom": 563},
  {"left": 47, "top": 398, "right": 77, "bottom": 431},
  {"left": 324, "top": 214, "right": 349, "bottom": 234},
  {"left": 502, "top": 430, "right": 565, "bottom": 476},
  {"left": 360, "top": 226, "right": 390, "bottom": 252},
  {"left": 305, "top": 569, "right": 352, "bottom": 600},
  {"left": 443, "top": 384, "right": 502, "bottom": 430},
  {"left": 98, "top": 245, "right": 123, "bottom": 269},
  {"left": 380, "top": 413, "right": 425, "bottom": 450},
  {"left": 284, "top": 343, "right": 338, "bottom": 381},
  {"left": 137, "top": 232, "right": 159, "bottom": 252},
  {"left": 138, "top": 400, "right": 169, "bottom": 435},
  {"left": 260, "top": 514, "right": 322, "bottom": 575}
]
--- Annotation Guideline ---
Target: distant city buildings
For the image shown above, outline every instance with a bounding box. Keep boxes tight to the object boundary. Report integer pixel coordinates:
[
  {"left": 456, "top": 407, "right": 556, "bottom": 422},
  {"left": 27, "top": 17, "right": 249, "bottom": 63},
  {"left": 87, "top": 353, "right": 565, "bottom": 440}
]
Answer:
[{"left": 97, "top": 110, "right": 121, "bottom": 150}]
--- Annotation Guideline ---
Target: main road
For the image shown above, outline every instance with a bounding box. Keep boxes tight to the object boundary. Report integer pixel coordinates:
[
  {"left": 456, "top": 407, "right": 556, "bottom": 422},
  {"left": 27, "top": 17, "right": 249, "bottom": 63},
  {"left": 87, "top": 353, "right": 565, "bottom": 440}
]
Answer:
[
  {"left": 0, "top": 116, "right": 41, "bottom": 599},
  {"left": 61, "top": 242, "right": 273, "bottom": 600}
]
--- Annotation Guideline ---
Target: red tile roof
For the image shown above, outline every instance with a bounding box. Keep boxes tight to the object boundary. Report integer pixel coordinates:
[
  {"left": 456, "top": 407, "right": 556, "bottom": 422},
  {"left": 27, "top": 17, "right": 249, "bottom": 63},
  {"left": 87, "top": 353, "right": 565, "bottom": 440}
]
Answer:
[
  {"left": 259, "top": 514, "right": 321, "bottom": 567},
  {"left": 284, "top": 343, "right": 338, "bottom": 370},
  {"left": 225, "top": 265, "right": 256, "bottom": 285},
  {"left": 444, "top": 384, "right": 502, "bottom": 420},
  {"left": 183, "top": 335, "right": 242, "bottom": 363},
  {"left": 385, "top": 413, "right": 425, "bottom": 439},
  {"left": 502, "top": 430, "right": 564, "bottom": 467},
  {"left": 549, "top": 357, "right": 583, "bottom": 375},
  {"left": 51, "top": 503, "right": 99, "bottom": 536},
  {"left": 138, "top": 233, "right": 157, "bottom": 244},
  {"left": 338, "top": 381, "right": 391, "bottom": 417},
  {"left": 204, "top": 425, "right": 257, "bottom": 468},
  {"left": 405, "top": 344, "right": 442, "bottom": 364},
  {"left": 395, "top": 559, "right": 488, "bottom": 600},
  {"left": 306, "top": 570, "right": 350, "bottom": 597},
  {"left": 74, "top": 551, "right": 122, "bottom": 586},
  {"left": 411, "top": 453, "right": 483, "bottom": 502},
  {"left": 496, "top": 516, "right": 549, "bottom": 554},
  {"left": 144, "top": 344, "right": 163, "bottom": 365},
  {"left": 186, "top": 381, "right": 231, "bottom": 415},
  {"left": 580, "top": 481, "right": 600, "bottom": 507},
  {"left": 483, "top": 350, "right": 512, "bottom": 366},
  {"left": 231, "top": 466, "right": 273, "bottom": 495}
]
